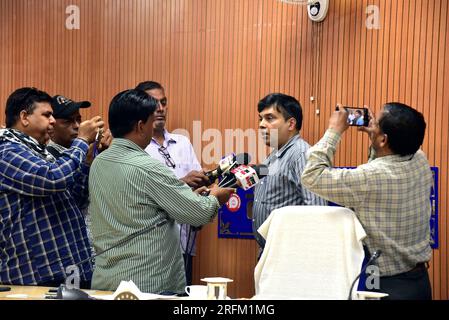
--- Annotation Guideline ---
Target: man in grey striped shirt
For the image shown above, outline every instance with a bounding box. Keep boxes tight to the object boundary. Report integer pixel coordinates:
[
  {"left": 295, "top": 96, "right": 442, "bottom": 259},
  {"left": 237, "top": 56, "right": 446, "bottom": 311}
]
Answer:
[
  {"left": 253, "top": 93, "right": 326, "bottom": 250},
  {"left": 88, "top": 89, "right": 235, "bottom": 294}
]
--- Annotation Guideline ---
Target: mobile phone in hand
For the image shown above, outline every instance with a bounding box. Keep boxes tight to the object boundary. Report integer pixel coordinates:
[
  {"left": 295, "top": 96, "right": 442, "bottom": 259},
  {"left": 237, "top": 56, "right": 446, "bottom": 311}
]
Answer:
[{"left": 344, "top": 107, "right": 370, "bottom": 126}]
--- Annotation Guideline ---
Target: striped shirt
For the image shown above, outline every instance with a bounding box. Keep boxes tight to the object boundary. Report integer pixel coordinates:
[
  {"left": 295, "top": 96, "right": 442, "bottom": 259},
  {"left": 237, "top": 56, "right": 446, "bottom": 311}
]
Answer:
[
  {"left": 0, "top": 137, "right": 93, "bottom": 285},
  {"left": 301, "top": 129, "right": 433, "bottom": 276},
  {"left": 253, "top": 135, "right": 327, "bottom": 248},
  {"left": 88, "top": 138, "right": 220, "bottom": 294},
  {"left": 145, "top": 130, "right": 202, "bottom": 255}
]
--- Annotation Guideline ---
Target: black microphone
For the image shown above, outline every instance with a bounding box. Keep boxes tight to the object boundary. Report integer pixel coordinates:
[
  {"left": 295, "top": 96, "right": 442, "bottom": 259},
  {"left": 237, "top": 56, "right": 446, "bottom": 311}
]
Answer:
[
  {"left": 205, "top": 153, "right": 251, "bottom": 185},
  {"left": 347, "top": 250, "right": 382, "bottom": 300},
  {"left": 219, "top": 164, "right": 269, "bottom": 189}
]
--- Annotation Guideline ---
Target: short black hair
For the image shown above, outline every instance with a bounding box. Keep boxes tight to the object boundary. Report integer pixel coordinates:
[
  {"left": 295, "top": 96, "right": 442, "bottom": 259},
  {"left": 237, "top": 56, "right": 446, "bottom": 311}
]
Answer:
[
  {"left": 108, "top": 89, "right": 157, "bottom": 138},
  {"left": 135, "top": 81, "right": 164, "bottom": 92},
  {"left": 257, "top": 93, "right": 303, "bottom": 131},
  {"left": 379, "top": 102, "right": 426, "bottom": 156},
  {"left": 5, "top": 87, "right": 53, "bottom": 128}
]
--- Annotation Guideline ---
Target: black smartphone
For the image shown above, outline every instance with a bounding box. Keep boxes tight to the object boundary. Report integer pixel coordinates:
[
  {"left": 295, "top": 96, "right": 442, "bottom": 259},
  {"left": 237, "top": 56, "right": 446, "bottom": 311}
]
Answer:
[
  {"left": 344, "top": 107, "right": 370, "bottom": 126},
  {"left": 0, "top": 286, "right": 11, "bottom": 292}
]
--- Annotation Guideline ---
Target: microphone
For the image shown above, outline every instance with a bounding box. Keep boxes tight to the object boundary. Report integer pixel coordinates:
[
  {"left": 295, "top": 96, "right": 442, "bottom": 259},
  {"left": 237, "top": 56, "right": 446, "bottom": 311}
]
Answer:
[
  {"left": 347, "top": 250, "right": 382, "bottom": 300},
  {"left": 205, "top": 153, "right": 251, "bottom": 185},
  {"left": 219, "top": 164, "right": 269, "bottom": 190}
]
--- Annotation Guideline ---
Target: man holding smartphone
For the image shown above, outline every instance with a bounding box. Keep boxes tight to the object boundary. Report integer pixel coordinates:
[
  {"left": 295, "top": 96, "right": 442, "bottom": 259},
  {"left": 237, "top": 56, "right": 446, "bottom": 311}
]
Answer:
[
  {"left": 301, "top": 103, "right": 433, "bottom": 300},
  {"left": 48, "top": 95, "right": 112, "bottom": 254}
]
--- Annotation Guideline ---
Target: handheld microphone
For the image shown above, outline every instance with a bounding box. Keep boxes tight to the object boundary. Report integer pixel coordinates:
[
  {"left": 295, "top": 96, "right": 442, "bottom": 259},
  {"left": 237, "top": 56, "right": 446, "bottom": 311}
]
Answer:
[
  {"left": 347, "top": 250, "right": 382, "bottom": 300},
  {"left": 219, "top": 164, "right": 268, "bottom": 190},
  {"left": 205, "top": 153, "right": 251, "bottom": 185}
]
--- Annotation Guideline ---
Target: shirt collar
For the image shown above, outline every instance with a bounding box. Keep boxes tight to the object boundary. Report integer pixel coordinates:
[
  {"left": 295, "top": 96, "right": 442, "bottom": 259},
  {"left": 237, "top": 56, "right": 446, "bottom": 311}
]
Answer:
[
  {"left": 274, "top": 134, "right": 300, "bottom": 159},
  {"left": 47, "top": 140, "right": 68, "bottom": 153},
  {"left": 373, "top": 153, "right": 416, "bottom": 163},
  {"left": 113, "top": 138, "right": 147, "bottom": 153},
  {"left": 151, "top": 129, "right": 177, "bottom": 147}
]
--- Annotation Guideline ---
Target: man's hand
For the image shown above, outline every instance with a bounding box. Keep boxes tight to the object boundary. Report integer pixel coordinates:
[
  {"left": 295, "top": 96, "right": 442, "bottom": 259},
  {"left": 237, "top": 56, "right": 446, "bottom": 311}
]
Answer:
[
  {"left": 209, "top": 187, "right": 237, "bottom": 205},
  {"left": 194, "top": 186, "right": 210, "bottom": 195},
  {"left": 98, "top": 129, "right": 113, "bottom": 152},
  {"left": 181, "top": 170, "right": 210, "bottom": 189},
  {"left": 78, "top": 116, "right": 104, "bottom": 144},
  {"left": 328, "top": 104, "right": 350, "bottom": 134}
]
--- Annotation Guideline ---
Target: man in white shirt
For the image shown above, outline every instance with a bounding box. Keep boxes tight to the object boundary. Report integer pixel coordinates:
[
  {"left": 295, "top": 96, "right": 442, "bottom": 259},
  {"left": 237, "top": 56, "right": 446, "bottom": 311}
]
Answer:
[{"left": 136, "top": 81, "right": 209, "bottom": 286}]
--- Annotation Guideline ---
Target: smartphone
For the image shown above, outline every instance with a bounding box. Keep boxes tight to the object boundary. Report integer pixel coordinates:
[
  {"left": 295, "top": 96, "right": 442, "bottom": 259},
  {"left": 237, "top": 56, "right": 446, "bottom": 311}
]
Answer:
[{"left": 344, "top": 107, "right": 370, "bottom": 126}]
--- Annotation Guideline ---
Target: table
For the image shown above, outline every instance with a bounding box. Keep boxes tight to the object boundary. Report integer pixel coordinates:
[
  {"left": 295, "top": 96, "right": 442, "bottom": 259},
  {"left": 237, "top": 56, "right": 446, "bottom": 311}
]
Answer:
[{"left": 0, "top": 285, "right": 113, "bottom": 300}]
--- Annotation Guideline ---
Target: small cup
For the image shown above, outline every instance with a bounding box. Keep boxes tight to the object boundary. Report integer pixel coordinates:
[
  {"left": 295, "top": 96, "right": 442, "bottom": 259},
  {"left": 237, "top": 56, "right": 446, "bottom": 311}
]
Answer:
[
  {"left": 200, "top": 277, "right": 233, "bottom": 300},
  {"left": 356, "top": 291, "right": 389, "bottom": 300},
  {"left": 206, "top": 282, "right": 227, "bottom": 300},
  {"left": 185, "top": 285, "right": 207, "bottom": 299}
]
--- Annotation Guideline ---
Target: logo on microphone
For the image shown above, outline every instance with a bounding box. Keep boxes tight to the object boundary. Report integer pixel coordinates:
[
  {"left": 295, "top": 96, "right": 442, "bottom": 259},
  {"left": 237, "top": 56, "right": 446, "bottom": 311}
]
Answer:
[{"left": 226, "top": 194, "right": 241, "bottom": 212}]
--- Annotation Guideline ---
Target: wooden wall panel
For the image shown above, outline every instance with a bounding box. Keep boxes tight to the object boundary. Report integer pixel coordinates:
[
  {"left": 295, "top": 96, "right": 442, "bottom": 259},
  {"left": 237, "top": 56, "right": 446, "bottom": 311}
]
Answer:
[{"left": 1, "top": 0, "right": 448, "bottom": 299}]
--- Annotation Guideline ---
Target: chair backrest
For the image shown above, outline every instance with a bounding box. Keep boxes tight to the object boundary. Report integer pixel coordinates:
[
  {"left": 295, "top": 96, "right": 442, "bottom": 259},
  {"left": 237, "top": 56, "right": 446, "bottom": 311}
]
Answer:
[{"left": 253, "top": 206, "right": 366, "bottom": 300}]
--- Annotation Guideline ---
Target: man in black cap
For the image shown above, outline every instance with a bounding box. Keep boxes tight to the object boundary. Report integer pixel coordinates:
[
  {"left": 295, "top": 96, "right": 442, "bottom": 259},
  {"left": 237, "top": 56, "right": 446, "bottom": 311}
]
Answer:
[
  {"left": 48, "top": 95, "right": 112, "bottom": 253},
  {"left": 49, "top": 95, "right": 91, "bottom": 155},
  {"left": 49, "top": 95, "right": 112, "bottom": 158}
]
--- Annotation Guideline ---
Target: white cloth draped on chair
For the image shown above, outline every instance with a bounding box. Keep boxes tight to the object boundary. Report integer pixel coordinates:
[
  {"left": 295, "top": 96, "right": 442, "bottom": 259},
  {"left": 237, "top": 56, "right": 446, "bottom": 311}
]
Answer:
[{"left": 253, "top": 206, "right": 366, "bottom": 300}]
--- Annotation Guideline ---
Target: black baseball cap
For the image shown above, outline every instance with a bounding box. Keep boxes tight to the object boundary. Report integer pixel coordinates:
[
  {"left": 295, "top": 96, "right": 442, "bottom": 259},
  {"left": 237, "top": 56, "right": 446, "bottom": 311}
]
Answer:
[{"left": 51, "top": 95, "right": 91, "bottom": 119}]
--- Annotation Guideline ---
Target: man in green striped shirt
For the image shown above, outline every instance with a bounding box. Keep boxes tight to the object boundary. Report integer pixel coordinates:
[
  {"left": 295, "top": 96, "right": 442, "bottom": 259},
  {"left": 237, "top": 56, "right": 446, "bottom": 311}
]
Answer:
[{"left": 88, "top": 89, "right": 235, "bottom": 294}]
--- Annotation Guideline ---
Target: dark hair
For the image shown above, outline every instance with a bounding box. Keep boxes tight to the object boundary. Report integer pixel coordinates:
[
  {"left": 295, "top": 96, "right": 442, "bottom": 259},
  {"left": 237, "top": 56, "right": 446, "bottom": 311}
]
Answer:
[
  {"left": 135, "top": 81, "right": 164, "bottom": 92},
  {"left": 108, "top": 89, "right": 157, "bottom": 138},
  {"left": 257, "top": 93, "right": 303, "bottom": 131},
  {"left": 379, "top": 102, "right": 426, "bottom": 156},
  {"left": 5, "top": 87, "right": 53, "bottom": 127}
]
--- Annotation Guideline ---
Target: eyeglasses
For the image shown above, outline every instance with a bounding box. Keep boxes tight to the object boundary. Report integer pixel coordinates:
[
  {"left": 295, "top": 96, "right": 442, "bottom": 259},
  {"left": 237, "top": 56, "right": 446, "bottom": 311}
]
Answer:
[
  {"left": 158, "top": 146, "right": 176, "bottom": 168},
  {"left": 155, "top": 97, "right": 167, "bottom": 107}
]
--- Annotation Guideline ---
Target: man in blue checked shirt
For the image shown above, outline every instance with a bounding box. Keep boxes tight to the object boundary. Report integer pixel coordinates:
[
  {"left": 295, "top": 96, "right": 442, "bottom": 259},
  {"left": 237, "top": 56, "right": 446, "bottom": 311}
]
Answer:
[{"left": 0, "top": 87, "right": 103, "bottom": 289}]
